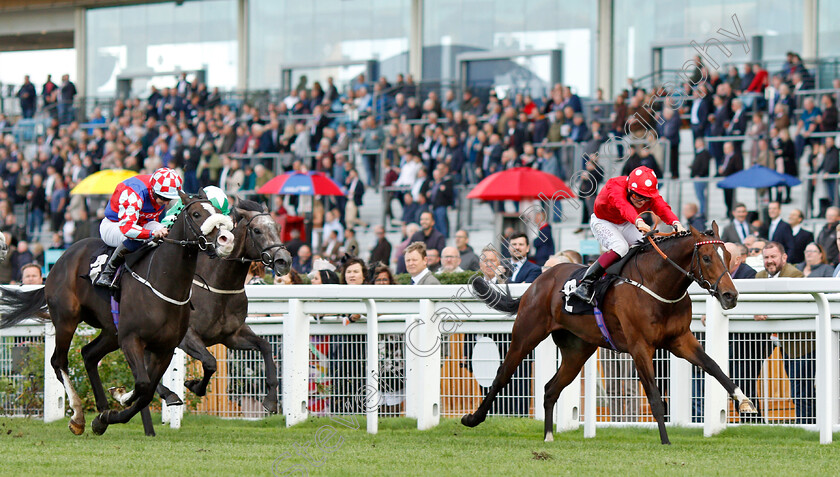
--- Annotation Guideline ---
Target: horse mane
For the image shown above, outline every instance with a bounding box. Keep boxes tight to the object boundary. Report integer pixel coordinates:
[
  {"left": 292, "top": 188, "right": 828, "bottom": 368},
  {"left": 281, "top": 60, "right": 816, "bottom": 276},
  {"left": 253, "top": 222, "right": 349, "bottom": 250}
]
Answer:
[
  {"left": 235, "top": 199, "right": 266, "bottom": 213},
  {"left": 636, "top": 229, "right": 713, "bottom": 253}
]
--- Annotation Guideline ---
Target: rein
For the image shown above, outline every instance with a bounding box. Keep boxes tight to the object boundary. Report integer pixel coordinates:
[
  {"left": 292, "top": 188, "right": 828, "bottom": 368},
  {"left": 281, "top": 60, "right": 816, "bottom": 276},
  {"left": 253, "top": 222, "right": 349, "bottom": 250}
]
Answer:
[
  {"left": 125, "top": 261, "right": 192, "bottom": 305},
  {"left": 223, "top": 212, "right": 287, "bottom": 266},
  {"left": 637, "top": 213, "right": 728, "bottom": 300}
]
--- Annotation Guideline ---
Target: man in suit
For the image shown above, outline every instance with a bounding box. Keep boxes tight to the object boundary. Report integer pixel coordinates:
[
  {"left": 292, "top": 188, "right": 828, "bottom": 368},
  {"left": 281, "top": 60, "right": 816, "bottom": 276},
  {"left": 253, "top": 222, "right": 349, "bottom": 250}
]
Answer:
[
  {"left": 658, "top": 107, "right": 681, "bottom": 178},
  {"left": 17, "top": 75, "right": 37, "bottom": 119},
  {"left": 721, "top": 203, "right": 754, "bottom": 244},
  {"left": 787, "top": 208, "right": 813, "bottom": 264},
  {"left": 726, "top": 98, "right": 748, "bottom": 154},
  {"left": 405, "top": 242, "right": 441, "bottom": 285},
  {"left": 530, "top": 210, "right": 554, "bottom": 267},
  {"left": 455, "top": 229, "right": 480, "bottom": 271},
  {"left": 428, "top": 163, "right": 454, "bottom": 238},
  {"left": 259, "top": 119, "right": 282, "bottom": 153},
  {"left": 756, "top": 241, "right": 803, "bottom": 278},
  {"left": 507, "top": 232, "right": 541, "bottom": 284},
  {"left": 308, "top": 105, "right": 330, "bottom": 151},
  {"left": 689, "top": 84, "right": 712, "bottom": 142},
  {"left": 761, "top": 201, "right": 795, "bottom": 257},
  {"left": 709, "top": 95, "right": 730, "bottom": 167},
  {"left": 718, "top": 142, "right": 743, "bottom": 217},
  {"left": 408, "top": 211, "right": 446, "bottom": 255},
  {"left": 345, "top": 168, "right": 366, "bottom": 228},
  {"left": 817, "top": 207, "right": 840, "bottom": 265},
  {"left": 725, "top": 242, "right": 756, "bottom": 279},
  {"left": 682, "top": 202, "right": 706, "bottom": 232},
  {"left": 369, "top": 225, "right": 392, "bottom": 265}
]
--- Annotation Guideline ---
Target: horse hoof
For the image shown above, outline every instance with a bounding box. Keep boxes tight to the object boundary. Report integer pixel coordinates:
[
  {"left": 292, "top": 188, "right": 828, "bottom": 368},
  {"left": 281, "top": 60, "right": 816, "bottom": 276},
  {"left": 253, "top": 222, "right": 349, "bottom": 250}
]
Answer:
[
  {"left": 544, "top": 432, "right": 554, "bottom": 443},
  {"left": 164, "top": 394, "right": 184, "bottom": 407},
  {"left": 262, "top": 398, "right": 279, "bottom": 414},
  {"left": 461, "top": 414, "right": 481, "bottom": 428},
  {"left": 739, "top": 400, "right": 758, "bottom": 414},
  {"left": 91, "top": 413, "right": 109, "bottom": 436},
  {"left": 145, "top": 430, "right": 156, "bottom": 437},
  {"left": 185, "top": 379, "right": 206, "bottom": 397},
  {"left": 68, "top": 419, "right": 85, "bottom": 435}
]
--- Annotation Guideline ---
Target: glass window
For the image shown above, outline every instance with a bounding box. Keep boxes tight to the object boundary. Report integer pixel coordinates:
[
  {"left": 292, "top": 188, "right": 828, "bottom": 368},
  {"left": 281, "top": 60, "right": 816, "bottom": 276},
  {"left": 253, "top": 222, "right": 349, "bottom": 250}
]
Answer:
[
  {"left": 423, "top": 0, "right": 597, "bottom": 96},
  {"left": 248, "top": 0, "right": 411, "bottom": 92},
  {"left": 86, "top": 0, "right": 237, "bottom": 97}
]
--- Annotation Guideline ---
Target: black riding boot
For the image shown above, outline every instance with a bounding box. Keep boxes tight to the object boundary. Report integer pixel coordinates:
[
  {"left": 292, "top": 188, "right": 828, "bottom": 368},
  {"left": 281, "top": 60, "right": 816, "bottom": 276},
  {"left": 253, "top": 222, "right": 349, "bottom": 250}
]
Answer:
[
  {"left": 94, "top": 243, "right": 130, "bottom": 289},
  {"left": 571, "top": 261, "right": 606, "bottom": 304}
]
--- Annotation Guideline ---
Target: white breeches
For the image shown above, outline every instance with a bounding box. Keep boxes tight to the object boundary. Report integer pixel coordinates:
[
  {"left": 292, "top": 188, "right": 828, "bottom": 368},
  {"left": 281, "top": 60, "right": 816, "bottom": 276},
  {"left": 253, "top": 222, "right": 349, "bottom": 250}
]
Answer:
[
  {"left": 100, "top": 218, "right": 163, "bottom": 247},
  {"left": 590, "top": 215, "right": 643, "bottom": 257}
]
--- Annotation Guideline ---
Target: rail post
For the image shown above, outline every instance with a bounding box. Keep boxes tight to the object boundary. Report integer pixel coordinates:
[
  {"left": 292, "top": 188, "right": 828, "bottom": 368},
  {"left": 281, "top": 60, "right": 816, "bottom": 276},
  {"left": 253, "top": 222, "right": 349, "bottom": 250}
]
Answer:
[
  {"left": 282, "top": 299, "right": 309, "bottom": 426},
  {"left": 703, "top": 295, "right": 729, "bottom": 437},
  {"left": 43, "top": 322, "right": 65, "bottom": 423}
]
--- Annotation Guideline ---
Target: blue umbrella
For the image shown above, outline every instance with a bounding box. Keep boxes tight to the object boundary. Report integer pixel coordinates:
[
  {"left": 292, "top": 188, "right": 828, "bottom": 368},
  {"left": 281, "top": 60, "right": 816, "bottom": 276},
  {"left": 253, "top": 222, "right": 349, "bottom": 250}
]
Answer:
[{"left": 717, "top": 165, "right": 801, "bottom": 189}]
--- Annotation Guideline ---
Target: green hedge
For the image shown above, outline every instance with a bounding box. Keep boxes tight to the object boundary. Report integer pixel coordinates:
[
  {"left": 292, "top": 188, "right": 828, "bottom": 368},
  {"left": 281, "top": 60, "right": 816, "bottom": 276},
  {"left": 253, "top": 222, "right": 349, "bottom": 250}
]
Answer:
[{"left": 395, "top": 270, "right": 480, "bottom": 285}]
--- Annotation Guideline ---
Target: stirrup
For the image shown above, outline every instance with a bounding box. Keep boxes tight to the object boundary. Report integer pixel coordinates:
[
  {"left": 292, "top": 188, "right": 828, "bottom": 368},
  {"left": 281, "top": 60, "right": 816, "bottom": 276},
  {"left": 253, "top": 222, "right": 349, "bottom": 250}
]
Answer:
[{"left": 572, "top": 282, "right": 596, "bottom": 304}]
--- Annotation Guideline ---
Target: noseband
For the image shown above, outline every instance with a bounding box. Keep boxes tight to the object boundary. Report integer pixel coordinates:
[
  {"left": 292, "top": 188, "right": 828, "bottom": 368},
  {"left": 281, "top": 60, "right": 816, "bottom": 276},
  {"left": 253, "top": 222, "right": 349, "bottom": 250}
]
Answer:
[{"left": 226, "top": 212, "right": 287, "bottom": 266}]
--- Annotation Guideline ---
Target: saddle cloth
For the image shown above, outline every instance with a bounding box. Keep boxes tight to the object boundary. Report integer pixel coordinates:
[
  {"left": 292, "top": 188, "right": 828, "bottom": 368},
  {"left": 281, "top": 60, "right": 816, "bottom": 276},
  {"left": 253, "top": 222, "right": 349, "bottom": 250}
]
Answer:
[{"left": 561, "top": 266, "right": 620, "bottom": 315}]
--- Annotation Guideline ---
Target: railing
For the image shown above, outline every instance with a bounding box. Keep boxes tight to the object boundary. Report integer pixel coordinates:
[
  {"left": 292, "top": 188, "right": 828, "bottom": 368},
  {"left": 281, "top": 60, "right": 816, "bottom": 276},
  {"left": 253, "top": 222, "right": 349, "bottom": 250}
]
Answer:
[{"left": 2, "top": 280, "right": 840, "bottom": 443}]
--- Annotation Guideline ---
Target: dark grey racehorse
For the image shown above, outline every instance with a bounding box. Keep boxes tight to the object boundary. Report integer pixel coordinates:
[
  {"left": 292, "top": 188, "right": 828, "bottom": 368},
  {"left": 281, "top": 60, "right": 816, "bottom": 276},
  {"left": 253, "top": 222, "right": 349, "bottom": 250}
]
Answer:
[{"left": 115, "top": 199, "right": 292, "bottom": 414}]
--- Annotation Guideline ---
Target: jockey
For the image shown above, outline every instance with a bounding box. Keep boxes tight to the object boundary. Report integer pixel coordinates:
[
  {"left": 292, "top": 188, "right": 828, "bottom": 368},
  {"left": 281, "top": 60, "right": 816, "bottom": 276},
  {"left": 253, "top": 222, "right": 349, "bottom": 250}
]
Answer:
[
  {"left": 94, "top": 168, "right": 183, "bottom": 288},
  {"left": 161, "top": 185, "right": 231, "bottom": 228},
  {"left": 572, "top": 166, "right": 685, "bottom": 303}
]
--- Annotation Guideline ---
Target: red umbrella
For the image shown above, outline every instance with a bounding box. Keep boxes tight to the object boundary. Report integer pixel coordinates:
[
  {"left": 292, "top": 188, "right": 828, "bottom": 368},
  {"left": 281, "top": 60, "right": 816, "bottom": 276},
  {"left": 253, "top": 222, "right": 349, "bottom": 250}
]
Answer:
[
  {"left": 467, "top": 167, "right": 576, "bottom": 201},
  {"left": 257, "top": 171, "right": 345, "bottom": 196}
]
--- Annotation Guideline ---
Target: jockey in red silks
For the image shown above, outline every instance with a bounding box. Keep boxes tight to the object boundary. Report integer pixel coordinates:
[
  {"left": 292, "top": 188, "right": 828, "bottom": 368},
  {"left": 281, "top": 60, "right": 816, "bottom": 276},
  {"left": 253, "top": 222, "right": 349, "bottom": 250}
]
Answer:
[
  {"left": 94, "top": 167, "right": 183, "bottom": 288},
  {"left": 572, "top": 166, "right": 685, "bottom": 303}
]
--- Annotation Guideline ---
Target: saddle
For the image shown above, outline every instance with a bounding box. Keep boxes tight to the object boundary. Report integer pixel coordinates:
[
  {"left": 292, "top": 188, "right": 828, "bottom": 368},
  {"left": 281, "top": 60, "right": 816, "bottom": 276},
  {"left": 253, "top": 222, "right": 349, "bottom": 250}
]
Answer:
[{"left": 561, "top": 242, "right": 646, "bottom": 315}]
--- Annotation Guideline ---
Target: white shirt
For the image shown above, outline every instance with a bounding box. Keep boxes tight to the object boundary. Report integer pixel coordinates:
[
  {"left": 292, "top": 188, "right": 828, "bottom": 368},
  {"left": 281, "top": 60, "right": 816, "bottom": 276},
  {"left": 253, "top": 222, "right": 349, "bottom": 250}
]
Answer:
[
  {"left": 510, "top": 257, "right": 526, "bottom": 282},
  {"left": 411, "top": 268, "right": 431, "bottom": 284},
  {"left": 791, "top": 225, "right": 801, "bottom": 236},
  {"left": 396, "top": 160, "right": 421, "bottom": 186}
]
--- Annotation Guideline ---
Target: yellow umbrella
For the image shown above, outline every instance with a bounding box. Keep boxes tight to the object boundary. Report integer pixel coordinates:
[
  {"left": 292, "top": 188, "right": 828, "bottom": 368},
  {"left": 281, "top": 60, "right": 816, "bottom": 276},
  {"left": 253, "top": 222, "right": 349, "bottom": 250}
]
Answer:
[{"left": 70, "top": 169, "right": 139, "bottom": 195}]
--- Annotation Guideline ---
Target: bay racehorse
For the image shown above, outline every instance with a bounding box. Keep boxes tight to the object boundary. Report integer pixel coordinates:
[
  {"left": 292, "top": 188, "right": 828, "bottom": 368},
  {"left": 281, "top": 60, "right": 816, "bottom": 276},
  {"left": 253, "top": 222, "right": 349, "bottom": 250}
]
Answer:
[
  {"left": 120, "top": 199, "right": 291, "bottom": 414},
  {"left": 464, "top": 223, "right": 757, "bottom": 444},
  {"left": 0, "top": 190, "right": 234, "bottom": 436}
]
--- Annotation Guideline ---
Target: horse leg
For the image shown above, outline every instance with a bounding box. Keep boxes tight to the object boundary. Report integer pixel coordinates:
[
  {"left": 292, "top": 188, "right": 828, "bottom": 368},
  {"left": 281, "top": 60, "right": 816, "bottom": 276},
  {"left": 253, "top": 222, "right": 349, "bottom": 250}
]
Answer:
[
  {"left": 50, "top": 320, "right": 85, "bottom": 435},
  {"left": 180, "top": 328, "right": 217, "bottom": 397},
  {"left": 81, "top": 330, "right": 119, "bottom": 412},
  {"left": 628, "top": 342, "right": 670, "bottom": 445},
  {"left": 223, "top": 325, "right": 279, "bottom": 414},
  {"left": 92, "top": 335, "right": 149, "bottom": 436},
  {"left": 94, "top": 346, "right": 173, "bottom": 437},
  {"left": 669, "top": 332, "right": 757, "bottom": 414},
  {"left": 462, "top": 326, "right": 549, "bottom": 428},
  {"left": 156, "top": 382, "right": 184, "bottom": 407},
  {"left": 543, "top": 334, "right": 597, "bottom": 442}
]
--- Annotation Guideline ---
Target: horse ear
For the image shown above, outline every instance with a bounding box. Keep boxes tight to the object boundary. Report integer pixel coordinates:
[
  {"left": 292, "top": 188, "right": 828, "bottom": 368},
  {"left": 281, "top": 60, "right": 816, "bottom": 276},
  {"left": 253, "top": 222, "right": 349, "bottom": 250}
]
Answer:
[
  {"left": 198, "top": 188, "right": 208, "bottom": 200},
  {"left": 711, "top": 220, "right": 720, "bottom": 238},
  {"left": 178, "top": 189, "right": 189, "bottom": 202}
]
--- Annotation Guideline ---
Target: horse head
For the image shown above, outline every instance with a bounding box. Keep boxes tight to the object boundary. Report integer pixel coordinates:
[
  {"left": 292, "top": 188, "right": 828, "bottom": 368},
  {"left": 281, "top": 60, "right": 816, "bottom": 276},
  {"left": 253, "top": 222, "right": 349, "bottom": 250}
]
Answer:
[
  {"left": 231, "top": 199, "right": 292, "bottom": 277},
  {"left": 689, "top": 220, "right": 738, "bottom": 310},
  {"left": 176, "top": 189, "right": 235, "bottom": 258}
]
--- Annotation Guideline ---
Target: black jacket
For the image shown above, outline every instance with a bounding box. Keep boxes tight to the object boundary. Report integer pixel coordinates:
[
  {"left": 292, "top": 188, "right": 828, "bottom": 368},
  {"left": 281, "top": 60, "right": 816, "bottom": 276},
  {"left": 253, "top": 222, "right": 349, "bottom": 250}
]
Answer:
[{"left": 690, "top": 149, "right": 713, "bottom": 178}]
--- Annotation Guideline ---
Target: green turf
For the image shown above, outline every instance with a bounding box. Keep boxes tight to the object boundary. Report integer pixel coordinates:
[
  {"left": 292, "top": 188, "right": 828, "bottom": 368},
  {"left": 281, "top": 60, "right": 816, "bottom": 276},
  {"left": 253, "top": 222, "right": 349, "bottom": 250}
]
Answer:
[{"left": 0, "top": 414, "right": 838, "bottom": 476}]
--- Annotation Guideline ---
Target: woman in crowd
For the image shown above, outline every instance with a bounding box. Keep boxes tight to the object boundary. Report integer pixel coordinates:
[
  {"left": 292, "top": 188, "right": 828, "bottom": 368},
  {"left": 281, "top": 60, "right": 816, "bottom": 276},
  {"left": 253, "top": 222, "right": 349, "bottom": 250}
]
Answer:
[
  {"left": 797, "top": 243, "right": 834, "bottom": 277},
  {"left": 330, "top": 256, "right": 369, "bottom": 414}
]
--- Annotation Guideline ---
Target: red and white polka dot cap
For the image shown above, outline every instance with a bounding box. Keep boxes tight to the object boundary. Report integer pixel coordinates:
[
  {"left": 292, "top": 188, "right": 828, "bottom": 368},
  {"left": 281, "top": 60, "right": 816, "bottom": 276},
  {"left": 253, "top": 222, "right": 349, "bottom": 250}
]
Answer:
[
  {"left": 626, "top": 166, "right": 659, "bottom": 198},
  {"left": 151, "top": 168, "right": 182, "bottom": 200}
]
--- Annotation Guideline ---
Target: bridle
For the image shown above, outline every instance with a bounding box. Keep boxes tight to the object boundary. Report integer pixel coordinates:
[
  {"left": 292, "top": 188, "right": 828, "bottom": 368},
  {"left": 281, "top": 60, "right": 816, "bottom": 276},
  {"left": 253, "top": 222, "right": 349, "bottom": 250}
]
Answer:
[
  {"left": 158, "top": 198, "right": 220, "bottom": 255},
  {"left": 640, "top": 214, "right": 729, "bottom": 299},
  {"left": 224, "top": 212, "right": 287, "bottom": 267}
]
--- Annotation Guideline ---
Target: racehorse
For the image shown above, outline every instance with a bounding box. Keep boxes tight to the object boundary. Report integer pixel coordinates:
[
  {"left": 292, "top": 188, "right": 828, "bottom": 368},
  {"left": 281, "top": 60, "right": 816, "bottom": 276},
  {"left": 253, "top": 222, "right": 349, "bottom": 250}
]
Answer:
[
  {"left": 127, "top": 199, "right": 291, "bottom": 414},
  {"left": 463, "top": 223, "right": 757, "bottom": 445},
  {"left": 0, "top": 190, "right": 234, "bottom": 436}
]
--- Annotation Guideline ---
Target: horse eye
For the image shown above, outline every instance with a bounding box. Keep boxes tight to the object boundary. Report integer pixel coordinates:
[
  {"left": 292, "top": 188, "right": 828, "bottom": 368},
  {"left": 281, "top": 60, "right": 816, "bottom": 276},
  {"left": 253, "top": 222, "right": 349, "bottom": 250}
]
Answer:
[
  {"left": 192, "top": 211, "right": 201, "bottom": 218},
  {"left": 253, "top": 228, "right": 262, "bottom": 235},
  {"left": 703, "top": 255, "right": 712, "bottom": 264}
]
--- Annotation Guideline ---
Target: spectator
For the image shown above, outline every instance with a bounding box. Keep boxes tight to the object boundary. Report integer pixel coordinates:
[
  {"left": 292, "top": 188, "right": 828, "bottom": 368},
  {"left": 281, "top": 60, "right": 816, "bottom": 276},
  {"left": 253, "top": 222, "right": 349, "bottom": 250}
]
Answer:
[
  {"left": 439, "top": 246, "right": 464, "bottom": 274},
  {"left": 507, "top": 232, "right": 541, "bottom": 284},
  {"left": 454, "top": 229, "right": 480, "bottom": 271},
  {"left": 725, "top": 242, "right": 756, "bottom": 279},
  {"left": 721, "top": 203, "right": 754, "bottom": 244},
  {"left": 797, "top": 243, "right": 834, "bottom": 277},
  {"left": 345, "top": 168, "right": 366, "bottom": 228},
  {"left": 394, "top": 223, "right": 420, "bottom": 275},
  {"left": 657, "top": 106, "right": 681, "bottom": 178},
  {"left": 11, "top": 241, "right": 34, "bottom": 283},
  {"left": 343, "top": 228, "right": 359, "bottom": 257},
  {"left": 817, "top": 207, "right": 840, "bottom": 265},
  {"left": 530, "top": 210, "right": 554, "bottom": 267},
  {"left": 690, "top": 138, "right": 712, "bottom": 216},
  {"left": 283, "top": 228, "right": 305, "bottom": 259},
  {"left": 20, "top": 262, "right": 43, "bottom": 285},
  {"left": 246, "top": 262, "right": 267, "bottom": 285},
  {"left": 58, "top": 74, "right": 77, "bottom": 125},
  {"left": 425, "top": 248, "right": 441, "bottom": 273},
  {"left": 292, "top": 244, "right": 313, "bottom": 275},
  {"left": 404, "top": 242, "right": 440, "bottom": 285},
  {"left": 761, "top": 201, "right": 795, "bottom": 257},
  {"left": 369, "top": 225, "right": 392, "bottom": 265},
  {"left": 408, "top": 211, "right": 445, "bottom": 255},
  {"left": 17, "top": 75, "right": 36, "bottom": 119},
  {"left": 26, "top": 173, "right": 46, "bottom": 237},
  {"left": 428, "top": 163, "right": 454, "bottom": 238},
  {"left": 787, "top": 208, "right": 813, "bottom": 265},
  {"left": 816, "top": 137, "right": 839, "bottom": 207},
  {"left": 308, "top": 258, "right": 339, "bottom": 285},
  {"left": 718, "top": 141, "right": 743, "bottom": 217}
]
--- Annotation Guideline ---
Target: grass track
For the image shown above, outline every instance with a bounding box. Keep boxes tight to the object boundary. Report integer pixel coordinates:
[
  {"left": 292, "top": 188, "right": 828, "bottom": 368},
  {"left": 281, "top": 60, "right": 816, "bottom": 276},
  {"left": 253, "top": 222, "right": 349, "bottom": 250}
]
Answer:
[{"left": 1, "top": 415, "right": 838, "bottom": 476}]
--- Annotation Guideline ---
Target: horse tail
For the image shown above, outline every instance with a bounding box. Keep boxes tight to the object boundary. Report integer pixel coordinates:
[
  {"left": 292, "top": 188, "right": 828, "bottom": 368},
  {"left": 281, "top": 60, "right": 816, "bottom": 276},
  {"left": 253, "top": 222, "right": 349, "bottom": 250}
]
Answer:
[
  {"left": 470, "top": 276, "right": 521, "bottom": 314},
  {"left": 0, "top": 286, "right": 49, "bottom": 328}
]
